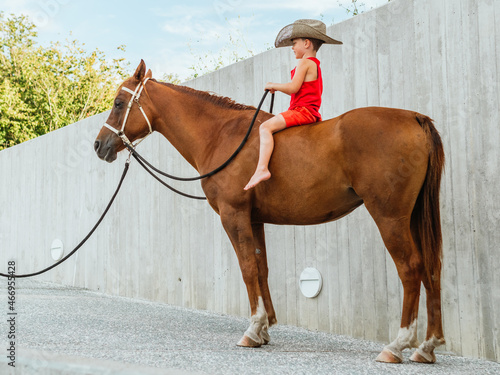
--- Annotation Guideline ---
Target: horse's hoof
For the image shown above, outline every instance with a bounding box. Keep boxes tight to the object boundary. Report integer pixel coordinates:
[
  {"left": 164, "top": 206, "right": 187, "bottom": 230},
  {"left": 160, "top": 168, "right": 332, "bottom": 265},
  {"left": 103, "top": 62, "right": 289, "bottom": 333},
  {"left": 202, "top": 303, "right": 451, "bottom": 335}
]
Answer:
[
  {"left": 237, "top": 335, "right": 262, "bottom": 348},
  {"left": 376, "top": 349, "right": 402, "bottom": 363},
  {"left": 410, "top": 349, "right": 436, "bottom": 363},
  {"left": 261, "top": 329, "right": 270, "bottom": 345}
]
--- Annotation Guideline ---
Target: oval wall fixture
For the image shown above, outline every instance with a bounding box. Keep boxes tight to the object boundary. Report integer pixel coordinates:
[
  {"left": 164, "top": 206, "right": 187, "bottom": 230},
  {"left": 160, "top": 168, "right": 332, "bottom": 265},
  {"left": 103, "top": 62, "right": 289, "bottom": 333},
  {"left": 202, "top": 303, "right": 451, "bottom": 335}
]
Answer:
[
  {"left": 299, "top": 267, "right": 323, "bottom": 298},
  {"left": 50, "top": 239, "right": 64, "bottom": 261}
]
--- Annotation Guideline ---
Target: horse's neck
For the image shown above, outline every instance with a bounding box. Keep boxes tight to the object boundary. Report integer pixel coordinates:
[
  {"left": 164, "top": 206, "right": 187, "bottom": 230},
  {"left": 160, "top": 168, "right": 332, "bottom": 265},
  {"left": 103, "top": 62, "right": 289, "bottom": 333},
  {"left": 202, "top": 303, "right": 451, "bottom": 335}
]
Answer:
[{"left": 152, "top": 83, "right": 250, "bottom": 173}]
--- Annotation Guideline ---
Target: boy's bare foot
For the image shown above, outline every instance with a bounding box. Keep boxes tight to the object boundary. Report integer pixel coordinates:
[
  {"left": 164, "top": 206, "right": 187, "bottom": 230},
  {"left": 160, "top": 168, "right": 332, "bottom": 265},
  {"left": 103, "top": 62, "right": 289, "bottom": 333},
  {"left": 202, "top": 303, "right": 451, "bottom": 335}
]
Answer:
[{"left": 244, "top": 170, "right": 271, "bottom": 190}]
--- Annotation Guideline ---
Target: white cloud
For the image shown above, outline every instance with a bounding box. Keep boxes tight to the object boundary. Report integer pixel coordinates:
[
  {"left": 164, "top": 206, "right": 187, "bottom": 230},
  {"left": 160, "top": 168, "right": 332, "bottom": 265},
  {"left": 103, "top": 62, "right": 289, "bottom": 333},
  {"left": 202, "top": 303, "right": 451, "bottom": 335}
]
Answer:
[
  {"left": 160, "top": 8, "right": 257, "bottom": 51},
  {"left": 239, "top": 0, "right": 389, "bottom": 12},
  {"left": 163, "top": 18, "right": 229, "bottom": 47},
  {"left": 243, "top": 0, "right": 339, "bottom": 13},
  {"left": 0, "top": 0, "right": 66, "bottom": 32},
  {"left": 0, "top": 0, "right": 33, "bottom": 15},
  {"left": 216, "top": 0, "right": 390, "bottom": 21}
]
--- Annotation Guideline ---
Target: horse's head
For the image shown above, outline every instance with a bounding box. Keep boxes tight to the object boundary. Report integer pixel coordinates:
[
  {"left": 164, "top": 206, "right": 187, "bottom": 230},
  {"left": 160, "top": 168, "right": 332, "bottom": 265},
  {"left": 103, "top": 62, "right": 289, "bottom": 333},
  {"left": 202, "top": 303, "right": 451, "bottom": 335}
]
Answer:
[{"left": 94, "top": 60, "right": 154, "bottom": 162}]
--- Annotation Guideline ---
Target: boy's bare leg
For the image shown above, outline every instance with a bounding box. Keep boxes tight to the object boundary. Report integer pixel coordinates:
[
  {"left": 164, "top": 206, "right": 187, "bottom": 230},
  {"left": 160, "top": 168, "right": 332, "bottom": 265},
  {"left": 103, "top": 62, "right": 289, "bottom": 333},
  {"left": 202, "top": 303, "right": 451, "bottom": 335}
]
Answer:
[{"left": 244, "top": 115, "right": 287, "bottom": 190}]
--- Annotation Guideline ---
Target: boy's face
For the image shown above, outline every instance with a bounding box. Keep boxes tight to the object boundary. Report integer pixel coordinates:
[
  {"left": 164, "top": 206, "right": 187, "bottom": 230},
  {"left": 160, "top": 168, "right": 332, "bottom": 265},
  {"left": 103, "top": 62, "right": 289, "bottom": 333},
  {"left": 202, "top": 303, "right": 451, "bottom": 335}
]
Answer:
[{"left": 291, "top": 38, "right": 309, "bottom": 59}]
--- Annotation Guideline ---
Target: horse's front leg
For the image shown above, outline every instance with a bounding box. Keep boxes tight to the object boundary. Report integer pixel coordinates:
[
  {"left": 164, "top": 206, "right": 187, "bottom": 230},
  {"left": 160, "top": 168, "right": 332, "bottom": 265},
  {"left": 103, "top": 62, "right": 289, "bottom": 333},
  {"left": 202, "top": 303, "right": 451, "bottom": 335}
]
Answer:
[
  {"left": 221, "top": 210, "right": 269, "bottom": 347},
  {"left": 252, "top": 223, "right": 277, "bottom": 344}
]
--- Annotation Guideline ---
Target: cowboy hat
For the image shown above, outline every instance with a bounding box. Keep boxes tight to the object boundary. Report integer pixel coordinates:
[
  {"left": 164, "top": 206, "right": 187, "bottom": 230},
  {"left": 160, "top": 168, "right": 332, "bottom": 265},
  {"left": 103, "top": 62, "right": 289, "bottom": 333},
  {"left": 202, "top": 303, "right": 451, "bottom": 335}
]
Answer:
[{"left": 275, "top": 19, "right": 342, "bottom": 48}]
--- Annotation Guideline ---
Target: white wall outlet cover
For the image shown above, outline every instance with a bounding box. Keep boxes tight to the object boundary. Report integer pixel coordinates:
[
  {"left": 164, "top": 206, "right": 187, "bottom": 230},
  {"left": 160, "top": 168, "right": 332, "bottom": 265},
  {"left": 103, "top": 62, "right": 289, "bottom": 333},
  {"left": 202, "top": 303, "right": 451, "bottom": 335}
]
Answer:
[
  {"left": 299, "top": 267, "right": 323, "bottom": 298},
  {"left": 50, "top": 239, "right": 64, "bottom": 261}
]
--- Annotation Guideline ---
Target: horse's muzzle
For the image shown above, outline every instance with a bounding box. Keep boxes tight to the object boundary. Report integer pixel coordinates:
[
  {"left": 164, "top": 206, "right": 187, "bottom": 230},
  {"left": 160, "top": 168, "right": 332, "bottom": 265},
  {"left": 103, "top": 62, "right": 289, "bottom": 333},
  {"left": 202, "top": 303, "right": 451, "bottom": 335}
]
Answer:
[{"left": 94, "top": 137, "right": 118, "bottom": 163}]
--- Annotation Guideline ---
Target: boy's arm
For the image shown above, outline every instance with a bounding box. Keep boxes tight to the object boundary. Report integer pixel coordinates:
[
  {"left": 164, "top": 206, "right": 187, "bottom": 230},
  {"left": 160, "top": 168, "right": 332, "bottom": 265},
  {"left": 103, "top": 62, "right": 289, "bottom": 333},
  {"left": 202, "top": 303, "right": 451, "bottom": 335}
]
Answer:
[{"left": 265, "top": 58, "right": 313, "bottom": 95}]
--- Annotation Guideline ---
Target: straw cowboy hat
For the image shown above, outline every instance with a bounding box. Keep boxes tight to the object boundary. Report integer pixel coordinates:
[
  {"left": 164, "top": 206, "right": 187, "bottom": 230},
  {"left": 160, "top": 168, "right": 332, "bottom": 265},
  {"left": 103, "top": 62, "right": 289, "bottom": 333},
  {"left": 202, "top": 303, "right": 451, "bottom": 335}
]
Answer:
[{"left": 275, "top": 19, "right": 342, "bottom": 48}]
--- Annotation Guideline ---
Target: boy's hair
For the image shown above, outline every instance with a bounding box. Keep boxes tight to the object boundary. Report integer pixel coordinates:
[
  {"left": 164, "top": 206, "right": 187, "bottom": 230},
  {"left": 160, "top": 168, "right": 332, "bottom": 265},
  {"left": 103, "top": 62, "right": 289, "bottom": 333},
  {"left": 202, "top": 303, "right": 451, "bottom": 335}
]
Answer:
[
  {"left": 306, "top": 38, "right": 324, "bottom": 52},
  {"left": 293, "top": 37, "right": 325, "bottom": 52}
]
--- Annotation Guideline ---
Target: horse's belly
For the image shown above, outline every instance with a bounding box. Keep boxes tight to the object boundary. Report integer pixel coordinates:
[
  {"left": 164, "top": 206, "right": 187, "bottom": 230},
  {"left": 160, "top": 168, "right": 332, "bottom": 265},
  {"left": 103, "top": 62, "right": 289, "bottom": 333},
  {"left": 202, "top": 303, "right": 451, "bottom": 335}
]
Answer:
[
  {"left": 251, "top": 183, "right": 363, "bottom": 225},
  {"left": 250, "top": 129, "right": 362, "bottom": 225}
]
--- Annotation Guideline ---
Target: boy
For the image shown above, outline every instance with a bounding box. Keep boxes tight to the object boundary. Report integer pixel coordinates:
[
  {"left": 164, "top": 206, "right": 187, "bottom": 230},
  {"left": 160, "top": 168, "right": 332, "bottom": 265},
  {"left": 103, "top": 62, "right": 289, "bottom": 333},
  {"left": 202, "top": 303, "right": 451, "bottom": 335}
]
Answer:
[{"left": 244, "top": 19, "right": 342, "bottom": 190}]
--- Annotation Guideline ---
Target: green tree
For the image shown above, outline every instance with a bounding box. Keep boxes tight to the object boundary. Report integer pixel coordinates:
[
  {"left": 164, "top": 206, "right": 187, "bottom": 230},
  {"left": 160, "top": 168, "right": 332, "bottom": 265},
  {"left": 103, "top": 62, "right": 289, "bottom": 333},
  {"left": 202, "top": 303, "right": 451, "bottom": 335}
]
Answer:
[{"left": 0, "top": 13, "right": 129, "bottom": 150}]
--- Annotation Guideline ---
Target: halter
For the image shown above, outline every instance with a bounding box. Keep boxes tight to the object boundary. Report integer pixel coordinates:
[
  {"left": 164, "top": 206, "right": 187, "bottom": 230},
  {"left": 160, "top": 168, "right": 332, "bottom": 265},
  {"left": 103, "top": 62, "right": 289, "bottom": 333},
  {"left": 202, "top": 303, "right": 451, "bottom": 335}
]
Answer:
[{"left": 104, "top": 78, "right": 153, "bottom": 149}]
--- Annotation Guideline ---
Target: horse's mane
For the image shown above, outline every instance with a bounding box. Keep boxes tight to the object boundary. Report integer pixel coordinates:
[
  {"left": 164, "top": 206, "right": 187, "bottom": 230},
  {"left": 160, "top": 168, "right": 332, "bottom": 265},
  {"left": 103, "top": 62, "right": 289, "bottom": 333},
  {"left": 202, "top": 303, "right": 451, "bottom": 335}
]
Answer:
[{"left": 152, "top": 80, "right": 256, "bottom": 111}]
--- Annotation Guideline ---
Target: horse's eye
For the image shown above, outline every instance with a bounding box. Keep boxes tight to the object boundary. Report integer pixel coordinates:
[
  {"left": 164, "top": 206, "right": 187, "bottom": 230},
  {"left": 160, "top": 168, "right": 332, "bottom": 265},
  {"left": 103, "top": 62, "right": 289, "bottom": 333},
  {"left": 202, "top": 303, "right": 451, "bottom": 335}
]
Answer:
[{"left": 114, "top": 100, "right": 123, "bottom": 109}]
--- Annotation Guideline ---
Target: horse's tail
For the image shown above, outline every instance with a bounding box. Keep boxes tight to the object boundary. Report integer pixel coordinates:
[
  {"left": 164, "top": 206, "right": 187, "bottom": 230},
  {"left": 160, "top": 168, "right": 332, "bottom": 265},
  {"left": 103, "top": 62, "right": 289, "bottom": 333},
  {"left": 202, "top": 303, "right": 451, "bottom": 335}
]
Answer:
[{"left": 412, "top": 114, "right": 445, "bottom": 289}]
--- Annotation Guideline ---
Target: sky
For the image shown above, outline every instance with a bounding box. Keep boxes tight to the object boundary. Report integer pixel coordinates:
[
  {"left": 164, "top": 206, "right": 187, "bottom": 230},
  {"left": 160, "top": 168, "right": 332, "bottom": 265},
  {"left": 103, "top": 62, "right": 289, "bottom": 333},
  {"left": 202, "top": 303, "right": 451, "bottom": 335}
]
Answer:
[{"left": 0, "top": 0, "right": 390, "bottom": 81}]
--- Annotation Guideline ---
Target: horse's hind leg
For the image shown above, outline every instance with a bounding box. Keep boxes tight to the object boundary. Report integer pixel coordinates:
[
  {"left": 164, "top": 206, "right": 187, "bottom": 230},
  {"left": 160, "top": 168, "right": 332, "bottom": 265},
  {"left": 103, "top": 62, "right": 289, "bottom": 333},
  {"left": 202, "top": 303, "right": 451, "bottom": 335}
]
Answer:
[
  {"left": 410, "top": 267, "right": 445, "bottom": 363},
  {"left": 252, "top": 223, "right": 277, "bottom": 344},
  {"left": 220, "top": 209, "right": 269, "bottom": 347},
  {"left": 368, "top": 213, "right": 423, "bottom": 363}
]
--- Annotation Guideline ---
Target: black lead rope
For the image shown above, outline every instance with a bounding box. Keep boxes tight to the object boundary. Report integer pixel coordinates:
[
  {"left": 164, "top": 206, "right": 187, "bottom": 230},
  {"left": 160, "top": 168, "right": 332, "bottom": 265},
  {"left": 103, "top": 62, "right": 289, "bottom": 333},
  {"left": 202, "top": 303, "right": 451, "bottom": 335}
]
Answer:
[
  {"left": 0, "top": 162, "right": 130, "bottom": 278},
  {"left": 0, "top": 91, "right": 274, "bottom": 278}
]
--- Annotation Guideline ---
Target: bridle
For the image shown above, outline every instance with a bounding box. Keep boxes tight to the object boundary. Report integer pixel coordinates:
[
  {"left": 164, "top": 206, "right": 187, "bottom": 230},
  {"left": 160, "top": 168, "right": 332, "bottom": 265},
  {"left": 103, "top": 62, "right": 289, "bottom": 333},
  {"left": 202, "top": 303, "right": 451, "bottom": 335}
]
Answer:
[{"left": 104, "top": 77, "right": 153, "bottom": 149}]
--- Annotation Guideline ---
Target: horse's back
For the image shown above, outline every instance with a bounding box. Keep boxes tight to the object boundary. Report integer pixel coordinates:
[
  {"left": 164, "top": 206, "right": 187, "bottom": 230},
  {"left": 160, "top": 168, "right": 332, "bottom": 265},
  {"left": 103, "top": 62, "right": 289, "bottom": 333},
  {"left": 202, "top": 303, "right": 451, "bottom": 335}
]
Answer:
[
  {"left": 251, "top": 106, "right": 431, "bottom": 224},
  {"left": 335, "top": 106, "right": 432, "bottom": 165}
]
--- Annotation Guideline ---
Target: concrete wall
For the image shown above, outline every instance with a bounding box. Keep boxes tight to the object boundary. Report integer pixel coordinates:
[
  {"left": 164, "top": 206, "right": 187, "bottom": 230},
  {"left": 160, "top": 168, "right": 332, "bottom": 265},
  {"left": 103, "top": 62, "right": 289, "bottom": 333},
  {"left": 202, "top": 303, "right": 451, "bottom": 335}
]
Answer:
[{"left": 0, "top": 0, "right": 498, "bottom": 361}]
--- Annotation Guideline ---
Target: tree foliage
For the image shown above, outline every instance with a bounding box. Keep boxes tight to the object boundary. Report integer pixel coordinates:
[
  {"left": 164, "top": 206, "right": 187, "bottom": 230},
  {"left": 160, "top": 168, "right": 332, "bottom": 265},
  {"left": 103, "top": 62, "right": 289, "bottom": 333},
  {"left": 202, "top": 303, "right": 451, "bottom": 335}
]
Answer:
[{"left": 0, "top": 13, "right": 129, "bottom": 150}]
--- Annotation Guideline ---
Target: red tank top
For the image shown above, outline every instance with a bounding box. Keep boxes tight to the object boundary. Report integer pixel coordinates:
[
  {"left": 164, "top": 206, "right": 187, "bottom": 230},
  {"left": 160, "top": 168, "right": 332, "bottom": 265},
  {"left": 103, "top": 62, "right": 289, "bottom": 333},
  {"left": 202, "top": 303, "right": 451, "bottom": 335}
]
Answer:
[{"left": 289, "top": 57, "right": 322, "bottom": 121}]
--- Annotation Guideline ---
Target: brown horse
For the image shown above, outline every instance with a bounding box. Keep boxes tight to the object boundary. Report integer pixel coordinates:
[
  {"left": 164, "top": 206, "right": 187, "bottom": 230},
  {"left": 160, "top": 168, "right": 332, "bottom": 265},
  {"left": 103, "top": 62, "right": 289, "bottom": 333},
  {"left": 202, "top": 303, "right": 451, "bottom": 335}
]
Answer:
[{"left": 95, "top": 61, "right": 445, "bottom": 364}]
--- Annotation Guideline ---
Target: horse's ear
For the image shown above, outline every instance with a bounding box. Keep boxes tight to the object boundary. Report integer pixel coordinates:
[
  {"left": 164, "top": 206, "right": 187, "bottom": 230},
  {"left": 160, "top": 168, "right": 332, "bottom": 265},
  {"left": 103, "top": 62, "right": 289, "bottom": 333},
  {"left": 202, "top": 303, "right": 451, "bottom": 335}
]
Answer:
[
  {"left": 134, "top": 60, "right": 146, "bottom": 81},
  {"left": 145, "top": 69, "right": 152, "bottom": 79}
]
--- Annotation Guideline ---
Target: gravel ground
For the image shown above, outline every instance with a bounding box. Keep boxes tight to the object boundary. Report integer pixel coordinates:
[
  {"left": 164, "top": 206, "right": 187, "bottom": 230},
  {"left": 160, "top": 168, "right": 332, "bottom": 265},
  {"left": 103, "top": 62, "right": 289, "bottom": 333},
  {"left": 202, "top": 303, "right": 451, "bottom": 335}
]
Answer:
[{"left": 0, "top": 279, "right": 498, "bottom": 375}]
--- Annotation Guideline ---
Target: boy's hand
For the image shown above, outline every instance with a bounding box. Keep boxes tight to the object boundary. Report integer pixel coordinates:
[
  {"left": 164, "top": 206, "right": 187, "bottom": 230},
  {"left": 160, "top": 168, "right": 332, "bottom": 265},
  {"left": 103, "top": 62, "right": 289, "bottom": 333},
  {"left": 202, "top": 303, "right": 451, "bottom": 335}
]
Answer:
[{"left": 265, "top": 82, "right": 276, "bottom": 93}]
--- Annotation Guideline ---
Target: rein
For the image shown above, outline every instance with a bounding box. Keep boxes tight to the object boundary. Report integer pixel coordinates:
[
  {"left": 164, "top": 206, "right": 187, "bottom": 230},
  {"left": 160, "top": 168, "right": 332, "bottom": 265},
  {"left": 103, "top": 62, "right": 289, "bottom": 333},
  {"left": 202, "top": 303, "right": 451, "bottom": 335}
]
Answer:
[
  {"left": 121, "top": 83, "right": 275, "bottom": 199},
  {"left": 0, "top": 87, "right": 274, "bottom": 277}
]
